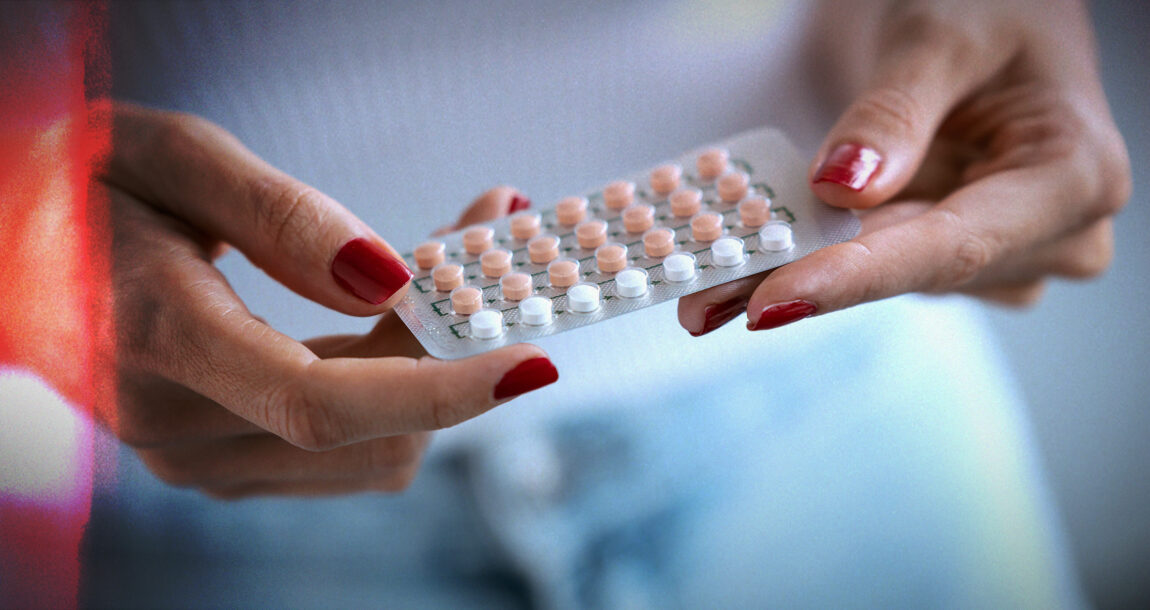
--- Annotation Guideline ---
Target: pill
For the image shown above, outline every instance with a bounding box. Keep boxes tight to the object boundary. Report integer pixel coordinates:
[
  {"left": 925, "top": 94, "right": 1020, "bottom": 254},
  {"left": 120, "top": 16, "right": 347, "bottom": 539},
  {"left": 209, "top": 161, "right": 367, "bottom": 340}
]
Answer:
[
  {"left": 615, "top": 267, "right": 648, "bottom": 298},
  {"left": 528, "top": 234, "right": 561, "bottom": 264},
  {"left": 696, "top": 148, "right": 730, "bottom": 181},
  {"left": 758, "top": 220, "right": 794, "bottom": 251},
  {"left": 711, "top": 236, "right": 744, "bottom": 267},
  {"left": 548, "top": 258, "right": 580, "bottom": 287},
  {"left": 469, "top": 309, "right": 503, "bottom": 339},
  {"left": 576, "top": 219, "right": 608, "bottom": 249},
  {"left": 462, "top": 225, "right": 494, "bottom": 255},
  {"left": 649, "top": 163, "right": 682, "bottom": 196},
  {"left": 510, "top": 211, "right": 542, "bottom": 240},
  {"left": 691, "top": 212, "right": 723, "bottom": 242},
  {"left": 663, "top": 252, "right": 696, "bottom": 282},
  {"left": 480, "top": 248, "right": 512, "bottom": 278},
  {"left": 595, "top": 243, "right": 628, "bottom": 273},
  {"left": 603, "top": 180, "right": 636, "bottom": 210},
  {"left": 451, "top": 285, "right": 483, "bottom": 315},
  {"left": 669, "top": 187, "right": 702, "bottom": 217},
  {"left": 556, "top": 196, "right": 588, "bottom": 225},
  {"left": 413, "top": 241, "right": 445, "bottom": 270},
  {"left": 432, "top": 262, "right": 464, "bottom": 292},
  {"left": 567, "top": 282, "right": 601, "bottom": 313},
  {"left": 643, "top": 227, "right": 675, "bottom": 258},
  {"left": 622, "top": 203, "right": 655, "bottom": 233},
  {"left": 500, "top": 272, "right": 533, "bottom": 301},
  {"left": 717, "top": 170, "right": 750, "bottom": 203},
  {"left": 738, "top": 196, "right": 772, "bottom": 227},
  {"left": 519, "top": 295, "right": 553, "bottom": 326}
]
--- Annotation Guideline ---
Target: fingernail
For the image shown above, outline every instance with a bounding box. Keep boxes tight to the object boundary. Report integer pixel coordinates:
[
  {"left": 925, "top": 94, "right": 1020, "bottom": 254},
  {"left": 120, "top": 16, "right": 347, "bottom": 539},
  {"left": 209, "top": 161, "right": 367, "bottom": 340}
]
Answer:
[
  {"left": 813, "top": 143, "right": 881, "bottom": 191},
  {"left": 747, "top": 299, "right": 817, "bottom": 331},
  {"left": 494, "top": 357, "right": 558, "bottom": 400},
  {"left": 690, "top": 296, "right": 749, "bottom": 337},
  {"left": 331, "top": 237, "right": 413, "bottom": 305},
  {"left": 509, "top": 194, "right": 532, "bottom": 213}
]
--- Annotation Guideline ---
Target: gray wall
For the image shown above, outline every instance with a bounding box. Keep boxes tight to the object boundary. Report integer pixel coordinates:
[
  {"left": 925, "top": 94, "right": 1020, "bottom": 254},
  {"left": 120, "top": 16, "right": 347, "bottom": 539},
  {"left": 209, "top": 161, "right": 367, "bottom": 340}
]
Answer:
[{"left": 984, "top": 3, "right": 1150, "bottom": 608}]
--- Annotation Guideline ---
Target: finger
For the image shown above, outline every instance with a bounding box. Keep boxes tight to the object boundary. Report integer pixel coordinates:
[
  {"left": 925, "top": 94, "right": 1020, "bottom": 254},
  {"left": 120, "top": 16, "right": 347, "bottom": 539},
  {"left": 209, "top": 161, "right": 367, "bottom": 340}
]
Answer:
[
  {"left": 453, "top": 186, "right": 529, "bottom": 230},
  {"left": 138, "top": 432, "right": 429, "bottom": 489},
  {"left": 205, "top": 474, "right": 420, "bottom": 499},
  {"left": 959, "top": 280, "right": 1046, "bottom": 308},
  {"left": 113, "top": 373, "right": 265, "bottom": 448},
  {"left": 746, "top": 162, "right": 1086, "bottom": 330},
  {"left": 810, "top": 11, "right": 1015, "bottom": 208},
  {"left": 114, "top": 189, "right": 558, "bottom": 451},
  {"left": 105, "top": 103, "right": 411, "bottom": 314},
  {"left": 676, "top": 273, "right": 761, "bottom": 336}
]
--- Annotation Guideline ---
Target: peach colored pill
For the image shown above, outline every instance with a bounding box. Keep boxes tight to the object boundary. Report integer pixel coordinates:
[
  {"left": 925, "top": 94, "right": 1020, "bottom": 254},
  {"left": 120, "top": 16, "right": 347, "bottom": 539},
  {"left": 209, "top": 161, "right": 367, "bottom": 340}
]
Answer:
[
  {"left": 738, "top": 196, "right": 771, "bottom": 227},
  {"left": 669, "top": 187, "right": 702, "bottom": 217},
  {"left": 603, "top": 180, "right": 636, "bottom": 210},
  {"left": 576, "top": 219, "right": 608, "bottom": 249},
  {"left": 696, "top": 148, "right": 729, "bottom": 181},
  {"left": 432, "top": 263, "right": 464, "bottom": 291},
  {"left": 555, "top": 196, "right": 588, "bottom": 225},
  {"left": 691, "top": 212, "right": 723, "bottom": 242},
  {"left": 527, "top": 234, "right": 561, "bottom": 264},
  {"left": 643, "top": 227, "right": 675, "bottom": 258},
  {"left": 649, "top": 163, "right": 682, "bottom": 196},
  {"left": 413, "top": 241, "right": 445, "bottom": 270},
  {"left": 450, "top": 286, "right": 483, "bottom": 315},
  {"left": 717, "top": 170, "right": 749, "bottom": 203},
  {"left": 595, "top": 243, "right": 628, "bottom": 273},
  {"left": 500, "top": 272, "right": 532, "bottom": 301},
  {"left": 462, "top": 225, "right": 495, "bottom": 255},
  {"left": 509, "top": 211, "right": 542, "bottom": 240},
  {"left": 622, "top": 204, "right": 655, "bottom": 233},
  {"left": 548, "top": 259, "right": 580, "bottom": 287},
  {"left": 480, "top": 248, "right": 512, "bottom": 278}
]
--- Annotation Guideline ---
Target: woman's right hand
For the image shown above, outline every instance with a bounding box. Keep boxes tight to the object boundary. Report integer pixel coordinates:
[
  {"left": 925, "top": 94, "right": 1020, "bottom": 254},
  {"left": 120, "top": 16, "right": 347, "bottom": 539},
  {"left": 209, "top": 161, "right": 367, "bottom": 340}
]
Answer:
[{"left": 100, "top": 103, "right": 557, "bottom": 498}]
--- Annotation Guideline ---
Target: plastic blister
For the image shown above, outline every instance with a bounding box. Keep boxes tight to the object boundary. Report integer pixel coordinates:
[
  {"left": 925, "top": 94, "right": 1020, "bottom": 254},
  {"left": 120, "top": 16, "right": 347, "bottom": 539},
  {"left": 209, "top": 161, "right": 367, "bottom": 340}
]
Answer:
[{"left": 395, "top": 127, "right": 861, "bottom": 359}]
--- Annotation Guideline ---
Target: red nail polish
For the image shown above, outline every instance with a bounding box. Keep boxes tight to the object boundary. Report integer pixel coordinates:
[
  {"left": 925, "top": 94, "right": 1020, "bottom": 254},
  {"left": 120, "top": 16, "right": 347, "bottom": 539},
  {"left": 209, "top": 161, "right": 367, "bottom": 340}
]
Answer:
[
  {"left": 813, "top": 143, "right": 881, "bottom": 191},
  {"left": 690, "top": 296, "right": 749, "bottom": 337},
  {"left": 331, "top": 238, "right": 413, "bottom": 305},
  {"left": 747, "top": 300, "right": 816, "bottom": 331},
  {"left": 493, "top": 357, "right": 558, "bottom": 400},
  {"left": 509, "top": 194, "right": 532, "bottom": 213}
]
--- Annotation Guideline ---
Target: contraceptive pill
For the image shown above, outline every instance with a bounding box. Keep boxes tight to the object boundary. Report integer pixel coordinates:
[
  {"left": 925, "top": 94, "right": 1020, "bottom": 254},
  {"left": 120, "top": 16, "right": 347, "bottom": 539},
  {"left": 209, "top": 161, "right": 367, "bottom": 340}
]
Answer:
[{"left": 395, "top": 127, "right": 861, "bottom": 358}]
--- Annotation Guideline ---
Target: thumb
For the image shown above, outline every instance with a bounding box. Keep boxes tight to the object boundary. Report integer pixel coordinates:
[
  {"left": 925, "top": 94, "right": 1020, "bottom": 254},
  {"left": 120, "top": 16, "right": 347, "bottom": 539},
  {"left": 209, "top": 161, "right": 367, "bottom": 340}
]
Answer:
[
  {"left": 106, "top": 103, "right": 411, "bottom": 316},
  {"left": 809, "top": 18, "right": 1013, "bottom": 209}
]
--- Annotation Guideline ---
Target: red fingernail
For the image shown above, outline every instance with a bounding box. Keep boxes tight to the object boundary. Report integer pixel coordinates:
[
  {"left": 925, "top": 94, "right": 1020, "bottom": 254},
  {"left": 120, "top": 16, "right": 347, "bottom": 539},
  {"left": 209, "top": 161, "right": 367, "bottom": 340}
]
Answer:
[
  {"left": 509, "top": 194, "right": 532, "bottom": 213},
  {"left": 493, "top": 357, "right": 558, "bottom": 400},
  {"left": 813, "top": 143, "right": 881, "bottom": 191},
  {"left": 747, "top": 299, "right": 817, "bottom": 331},
  {"left": 331, "top": 238, "right": 413, "bottom": 305},
  {"left": 690, "top": 296, "right": 749, "bottom": 337}
]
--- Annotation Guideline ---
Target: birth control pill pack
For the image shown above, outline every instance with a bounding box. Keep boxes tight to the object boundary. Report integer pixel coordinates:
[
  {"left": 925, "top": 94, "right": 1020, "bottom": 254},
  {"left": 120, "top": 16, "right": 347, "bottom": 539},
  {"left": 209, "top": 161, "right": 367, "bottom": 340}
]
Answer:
[{"left": 395, "top": 127, "right": 861, "bottom": 359}]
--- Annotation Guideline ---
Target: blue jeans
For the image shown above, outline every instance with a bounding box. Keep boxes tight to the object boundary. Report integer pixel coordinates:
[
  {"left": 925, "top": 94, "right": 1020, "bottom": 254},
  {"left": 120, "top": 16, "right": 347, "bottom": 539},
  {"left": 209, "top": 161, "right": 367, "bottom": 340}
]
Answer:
[{"left": 81, "top": 296, "right": 1085, "bottom": 609}]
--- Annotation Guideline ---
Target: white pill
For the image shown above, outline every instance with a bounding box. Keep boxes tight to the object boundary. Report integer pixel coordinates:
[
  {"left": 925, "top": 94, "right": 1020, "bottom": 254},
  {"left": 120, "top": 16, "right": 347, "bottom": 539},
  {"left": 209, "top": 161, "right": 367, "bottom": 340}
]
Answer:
[
  {"left": 711, "top": 236, "right": 744, "bottom": 267},
  {"left": 759, "top": 220, "right": 794, "bottom": 251},
  {"left": 567, "top": 282, "right": 600, "bottom": 313},
  {"left": 615, "top": 267, "right": 648, "bottom": 298},
  {"left": 663, "top": 253, "right": 696, "bottom": 282},
  {"left": 469, "top": 309, "right": 503, "bottom": 339},
  {"left": 519, "top": 295, "right": 553, "bottom": 326}
]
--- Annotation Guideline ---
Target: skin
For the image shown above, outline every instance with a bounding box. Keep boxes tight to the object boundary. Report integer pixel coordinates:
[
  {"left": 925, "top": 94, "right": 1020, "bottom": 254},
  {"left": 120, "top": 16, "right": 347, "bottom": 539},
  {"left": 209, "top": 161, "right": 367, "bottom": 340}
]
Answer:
[
  {"left": 100, "top": 104, "right": 550, "bottom": 498},
  {"left": 678, "top": 0, "right": 1131, "bottom": 332}
]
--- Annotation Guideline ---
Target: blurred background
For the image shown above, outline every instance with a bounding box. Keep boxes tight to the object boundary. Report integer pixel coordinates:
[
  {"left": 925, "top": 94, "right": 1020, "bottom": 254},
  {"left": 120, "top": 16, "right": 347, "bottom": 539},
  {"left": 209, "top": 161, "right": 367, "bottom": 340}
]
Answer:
[{"left": 984, "top": 3, "right": 1149, "bottom": 608}]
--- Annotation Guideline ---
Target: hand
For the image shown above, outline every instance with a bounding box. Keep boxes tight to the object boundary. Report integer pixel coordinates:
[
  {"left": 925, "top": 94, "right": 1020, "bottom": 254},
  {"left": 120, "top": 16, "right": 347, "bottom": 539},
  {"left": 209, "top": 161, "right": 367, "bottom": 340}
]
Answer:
[
  {"left": 99, "top": 103, "right": 557, "bottom": 498},
  {"left": 679, "top": 0, "right": 1131, "bottom": 335}
]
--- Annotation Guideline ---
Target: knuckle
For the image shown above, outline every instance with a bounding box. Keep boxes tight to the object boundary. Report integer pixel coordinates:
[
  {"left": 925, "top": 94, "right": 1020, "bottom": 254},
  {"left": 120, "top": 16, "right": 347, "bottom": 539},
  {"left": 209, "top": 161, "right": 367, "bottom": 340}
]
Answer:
[
  {"left": 267, "top": 380, "right": 345, "bottom": 452},
  {"left": 849, "top": 87, "right": 924, "bottom": 142},
  {"left": 248, "top": 178, "right": 330, "bottom": 255},
  {"left": 934, "top": 210, "right": 994, "bottom": 288},
  {"left": 1055, "top": 224, "right": 1115, "bottom": 279}
]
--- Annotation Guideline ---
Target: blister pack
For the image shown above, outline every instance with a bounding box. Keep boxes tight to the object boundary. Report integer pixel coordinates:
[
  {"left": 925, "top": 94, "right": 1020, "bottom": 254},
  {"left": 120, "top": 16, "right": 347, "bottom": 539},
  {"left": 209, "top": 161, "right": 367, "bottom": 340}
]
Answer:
[{"left": 395, "top": 127, "right": 861, "bottom": 359}]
